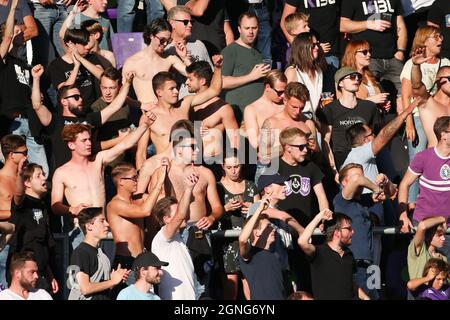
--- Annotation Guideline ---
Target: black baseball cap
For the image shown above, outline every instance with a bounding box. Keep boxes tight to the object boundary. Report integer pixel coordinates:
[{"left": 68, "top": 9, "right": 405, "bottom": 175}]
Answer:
[
  {"left": 132, "top": 251, "right": 169, "bottom": 270},
  {"left": 257, "top": 174, "right": 289, "bottom": 193}
]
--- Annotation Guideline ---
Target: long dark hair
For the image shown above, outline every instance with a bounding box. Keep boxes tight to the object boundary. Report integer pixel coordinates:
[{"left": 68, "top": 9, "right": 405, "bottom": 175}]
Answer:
[{"left": 288, "top": 32, "right": 326, "bottom": 74}]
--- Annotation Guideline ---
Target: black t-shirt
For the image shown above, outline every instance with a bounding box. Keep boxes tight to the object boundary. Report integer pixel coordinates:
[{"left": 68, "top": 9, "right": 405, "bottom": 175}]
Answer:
[
  {"left": 178, "top": 0, "right": 226, "bottom": 56},
  {"left": 9, "top": 195, "right": 55, "bottom": 275},
  {"left": 239, "top": 247, "right": 286, "bottom": 300},
  {"left": 48, "top": 54, "right": 101, "bottom": 108},
  {"left": 285, "top": 0, "right": 340, "bottom": 56},
  {"left": 427, "top": 0, "right": 450, "bottom": 59},
  {"left": 277, "top": 158, "right": 324, "bottom": 227},
  {"left": 317, "top": 99, "right": 378, "bottom": 154},
  {"left": 46, "top": 112, "right": 102, "bottom": 172},
  {"left": 70, "top": 242, "right": 110, "bottom": 300},
  {"left": 309, "top": 244, "right": 356, "bottom": 300},
  {"left": 341, "top": 0, "right": 404, "bottom": 59}
]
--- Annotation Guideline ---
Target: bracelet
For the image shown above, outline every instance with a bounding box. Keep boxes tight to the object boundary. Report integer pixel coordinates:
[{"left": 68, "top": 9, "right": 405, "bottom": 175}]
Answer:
[{"left": 397, "top": 49, "right": 406, "bottom": 54}]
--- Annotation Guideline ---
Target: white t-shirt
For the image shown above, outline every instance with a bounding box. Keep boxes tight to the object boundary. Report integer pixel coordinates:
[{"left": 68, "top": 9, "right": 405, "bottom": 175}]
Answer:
[
  {"left": 0, "top": 288, "right": 53, "bottom": 300},
  {"left": 151, "top": 227, "right": 196, "bottom": 300}
]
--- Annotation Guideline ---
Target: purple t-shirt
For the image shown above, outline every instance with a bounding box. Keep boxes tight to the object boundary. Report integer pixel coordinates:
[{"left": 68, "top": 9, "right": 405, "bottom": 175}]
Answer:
[
  {"left": 409, "top": 148, "right": 450, "bottom": 221},
  {"left": 416, "top": 285, "right": 450, "bottom": 300}
]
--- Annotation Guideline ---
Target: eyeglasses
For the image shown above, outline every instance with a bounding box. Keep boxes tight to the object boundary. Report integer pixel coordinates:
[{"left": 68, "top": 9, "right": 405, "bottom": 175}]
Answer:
[
  {"left": 356, "top": 49, "right": 372, "bottom": 56},
  {"left": 312, "top": 41, "right": 320, "bottom": 48},
  {"left": 439, "top": 76, "right": 450, "bottom": 82},
  {"left": 173, "top": 19, "right": 194, "bottom": 26},
  {"left": 13, "top": 150, "right": 28, "bottom": 155},
  {"left": 179, "top": 144, "right": 197, "bottom": 151},
  {"left": 288, "top": 143, "right": 308, "bottom": 151},
  {"left": 154, "top": 35, "right": 172, "bottom": 46},
  {"left": 427, "top": 34, "right": 444, "bottom": 41},
  {"left": 340, "top": 226, "right": 353, "bottom": 231},
  {"left": 345, "top": 73, "right": 363, "bottom": 82},
  {"left": 271, "top": 87, "right": 285, "bottom": 97},
  {"left": 63, "top": 94, "right": 82, "bottom": 101},
  {"left": 121, "top": 175, "right": 138, "bottom": 182}
]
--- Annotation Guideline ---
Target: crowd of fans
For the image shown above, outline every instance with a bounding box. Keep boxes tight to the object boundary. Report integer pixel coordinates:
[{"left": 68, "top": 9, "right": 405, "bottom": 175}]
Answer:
[{"left": 0, "top": 0, "right": 449, "bottom": 301}]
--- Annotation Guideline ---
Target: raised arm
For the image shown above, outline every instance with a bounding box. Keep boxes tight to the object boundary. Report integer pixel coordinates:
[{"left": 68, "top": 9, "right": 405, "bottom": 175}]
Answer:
[
  {"left": 410, "top": 47, "right": 432, "bottom": 99},
  {"left": 59, "top": 0, "right": 87, "bottom": 52},
  {"left": 185, "top": 0, "right": 209, "bottom": 17},
  {"left": 222, "top": 104, "right": 239, "bottom": 149},
  {"left": 0, "top": 0, "right": 17, "bottom": 58},
  {"left": 57, "top": 52, "right": 81, "bottom": 88},
  {"left": 189, "top": 55, "right": 223, "bottom": 107},
  {"left": 238, "top": 198, "right": 269, "bottom": 260},
  {"left": 68, "top": 42, "right": 104, "bottom": 80},
  {"left": 22, "top": 15, "right": 38, "bottom": 41},
  {"left": 371, "top": 98, "right": 422, "bottom": 155},
  {"left": 100, "top": 72, "right": 134, "bottom": 124},
  {"left": 298, "top": 209, "right": 333, "bottom": 256},
  {"left": 341, "top": 173, "right": 382, "bottom": 200},
  {"left": 13, "top": 157, "right": 27, "bottom": 205},
  {"left": 413, "top": 216, "right": 446, "bottom": 254},
  {"left": 160, "top": 0, "right": 176, "bottom": 11},
  {"left": 243, "top": 105, "right": 259, "bottom": 149},
  {"left": 31, "top": 65, "right": 52, "bottom": 126},
  {"left": 163, "top": 173, "right": 198, "bottom": 240},
  {"left": 170, "top": 42, "right": 192, "bottom": 76},
  {"left": 395, "top": 15, "right": 407, "bottom": 62},
  {"left": 100, "top": 112, "right": 156, "bottom": 165},
  {"left": 280, "top": 3, "right": 297, "bottom": 44}
]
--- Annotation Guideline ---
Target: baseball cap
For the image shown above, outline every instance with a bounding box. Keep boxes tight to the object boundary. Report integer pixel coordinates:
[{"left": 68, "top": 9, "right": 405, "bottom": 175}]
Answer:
[
  {"left": 257, "top": 173, "right": 289, "bottom": 193},
  {"left": 132, "top": 251, "right": 169, "bottom": 270},
  {"left": 334, "top": 67, "right": 361, "bottom": 84}
]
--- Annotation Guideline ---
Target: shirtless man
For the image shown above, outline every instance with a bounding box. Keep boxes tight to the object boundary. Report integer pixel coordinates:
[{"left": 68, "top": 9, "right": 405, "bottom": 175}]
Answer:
[
  {"left": 50, "top": 113, "right": 156, "bottom": 249},
  {"left": 258, "top": 82, "right": 317, "bottom": 180},
  {"left": 137, "top": 120, "right": 194, "bottom": 194},
  {"left": 135, "top": 55, "right": 223, "bottom": 168},
  {"left": 244, "top": 70, "right": 287, "bottom": 150},
  {"left": 0, "top": 135, "right": 27, "bottom": 287},
  {"left": 411, "top": 49, "right": 450, "bottom": 147},
  {"left": 185, "top": 60, "right": 239, "bottom": 158},
  {"left": 107, "top": 161, "right": 167, "bottom": 274},
  {"left": 122, "top": 18, "right": 191, "bottom": 105}
]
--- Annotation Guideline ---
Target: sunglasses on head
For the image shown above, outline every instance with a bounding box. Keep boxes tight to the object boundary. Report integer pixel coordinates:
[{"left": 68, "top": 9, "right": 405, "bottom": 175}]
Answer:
[
  {"left": 173, "top": 19, "right": 194, "bottom": 26},
  {"left": 288, "top": 143, "right": 308, "bottom": 151},
  {"left": 356, "top": 49, "right": 372, "bottom": 56},
  {"left": 64, "top": 94, "right": 82, "bottom": 101}
]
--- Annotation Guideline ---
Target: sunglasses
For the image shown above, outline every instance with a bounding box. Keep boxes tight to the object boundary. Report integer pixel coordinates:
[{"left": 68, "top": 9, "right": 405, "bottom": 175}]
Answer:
[
  {"left": 288, "top": 143, "right": 308, "bottom": 151},
  {"left": 154, "top": 35, "right": 172, "bottom": 46},
  {"left": 13, "top": 150, "right": 28, "bottom": 155},
  {"left": 173, "top": 19, "right": 194, "bottom": 26},
  {"left": 439, "top": 76, "right": 450, "bottom": 82},
  {"left": 345, "top": 73, "right": 363, "bottom": 82},
  {"left": 179, "top": 144, "right": 197, "bottom": 151},
  {"left": 121, "top": 175, "right": 139, "bottom": 182},
  {"left": 271, "top": 87, "right": 285, "bottom": 96},
  {"left": 312, "top": 41, "right": 320, "bottom": 48},
  {"left": 64, "top": 94, "right": 82, "bottom": 101},
  {"left": 356, "top": 49, "right": 372, "bottom": 56}
]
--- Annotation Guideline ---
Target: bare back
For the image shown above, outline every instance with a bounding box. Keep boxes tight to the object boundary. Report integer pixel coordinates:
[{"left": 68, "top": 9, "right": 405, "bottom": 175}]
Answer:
[
  {"left": 123, "top": 49, "right": 176, "bottom": 104},
  {"left": 107, "top": 196, "right": 145, "bottom": 257},
  {"left": 420, "top": 96, "right": 450, "bottom": 147}
]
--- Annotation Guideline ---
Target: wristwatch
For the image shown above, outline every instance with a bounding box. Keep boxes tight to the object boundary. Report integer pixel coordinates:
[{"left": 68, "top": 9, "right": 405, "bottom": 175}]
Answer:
[{"left": 397, "top": 49, "right": 407, "bottom": 54}]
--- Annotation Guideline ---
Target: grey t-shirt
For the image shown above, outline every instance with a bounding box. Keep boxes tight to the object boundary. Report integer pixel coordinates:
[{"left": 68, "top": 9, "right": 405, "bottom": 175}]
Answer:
[
  {"left": 342, "top": 141, "right": 378, "bottom": 194},
  {"left": 221, "top": 42, "right": 264, "bottom": 113},
  {"left": 0, "top": 0, "right": 32, "bottom": 24}
]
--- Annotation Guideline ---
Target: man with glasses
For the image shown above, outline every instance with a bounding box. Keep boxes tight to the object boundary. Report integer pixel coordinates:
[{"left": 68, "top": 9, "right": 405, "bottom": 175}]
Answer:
[
  {"left": 411, "top": 61, "right": 450, "bottom": 147},
  {"left": 0, "top": 134, "right": 27, "bottom": 289},
  {"left": 122, "top": 18, "right": 192, "bottom": 107},
  {"left": 299, "top": 210, "right": 362, "bottom": 300},
  {"left": 259, "top": 81, "right": 317, "bottom": 183},
  {"left": 106, "top": 161, "right": 167, "bottom": 288},
  {"left": 335, "top": 163, "right": 395, "bottom": 300},
  {"left": 277, "top": 126, "right": 329, "bottom": 294},
  {"left": 318, "top": 67, "right": 378, "bottom": 173},
  {"left": 166, "top": 6, "right": 212, "bottom": 99}
]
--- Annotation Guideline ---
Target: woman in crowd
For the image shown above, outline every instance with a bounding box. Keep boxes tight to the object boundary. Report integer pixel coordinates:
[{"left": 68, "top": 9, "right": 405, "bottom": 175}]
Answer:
[{"left": 215, "top": 149, "right": 260, "bottom": 300}]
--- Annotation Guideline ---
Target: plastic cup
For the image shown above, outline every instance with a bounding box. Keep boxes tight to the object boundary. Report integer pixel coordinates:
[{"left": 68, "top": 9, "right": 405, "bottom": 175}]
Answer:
[{"left": 321, "top": 92, "right": 333, "bottom": 106}]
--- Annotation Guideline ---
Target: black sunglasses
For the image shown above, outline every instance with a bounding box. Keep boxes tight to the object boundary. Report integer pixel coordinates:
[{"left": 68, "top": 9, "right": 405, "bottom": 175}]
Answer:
[
  {"left": 154, "top": 35, "right": 172, "bottom": 46},
  {"left": 345, "top": 73, "right": 363, "bottom": 82},
  {"left": 121, "top": 175, "right": 139, "bottom": 182},
  {"left": 356, "top": 49, "right": 372, "bottom": 56},
  {"left": 288, "top": 143, "right": 308, "bottom": 151},
  {"left": 13, "top": 150, "right": 28, "bottom": 155},
  {"left": 64, "top": 94, "right": 82, "bottom": 101},
  {"left": 271, "top": 87, "right": 285, "bottom": 96},
  {"left": 173, "top": 19, "right": 194, "bottom": 26}
]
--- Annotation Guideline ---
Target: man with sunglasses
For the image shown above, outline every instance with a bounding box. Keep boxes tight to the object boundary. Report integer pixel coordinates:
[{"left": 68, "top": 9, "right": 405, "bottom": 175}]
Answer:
[
  {"left": 410, "top": 58, "right": 450, "bottom": 147},
  {"left": 318, "top": 67, "right": 378, "bottom": 174},
  {"left": 122, "top": 18, "right": 192, "bottom": 107},
  {"left": 0, "top": 134, "right": 27, "bottom": 289},
  {"left": 166, "top": 6, "right": 212, "bottom": 99}
]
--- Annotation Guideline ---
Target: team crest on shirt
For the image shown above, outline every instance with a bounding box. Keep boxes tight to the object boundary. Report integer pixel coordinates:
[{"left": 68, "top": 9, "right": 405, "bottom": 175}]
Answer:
[
  {"left": 286, "top": 175, "right": 310, "bottom": 196},
  {"left": 440, "top": 164, "right": 450, "bottom": 180},
  {"left": 32, "top": 209, "right": 43, "bottom": 224}
]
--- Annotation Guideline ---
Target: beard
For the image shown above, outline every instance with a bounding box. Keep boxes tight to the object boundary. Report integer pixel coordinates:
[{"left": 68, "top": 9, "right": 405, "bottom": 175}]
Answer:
[
  {"left": 19, "top": 277, "right": 36, "bottom": 291},
  {"left": 69, "top": 104, "right": 87, "bottom": 117}
]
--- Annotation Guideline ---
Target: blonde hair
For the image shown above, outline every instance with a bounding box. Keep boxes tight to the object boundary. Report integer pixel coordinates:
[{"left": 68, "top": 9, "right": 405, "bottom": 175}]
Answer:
[
  {"left": 167, "top": 5, "right": 192, "bottom": 21},
  {"left": 263, "top": 69, "right": 287, "bottom": 87},
  {"left": 279, "top": 127, "right": 306, "bottom": 146},
  {"left": 411, "top": 26, "right": 441, "bottom": 54},
  {"left": 284, "top": 12, "right": 309, "bottom": 36}
]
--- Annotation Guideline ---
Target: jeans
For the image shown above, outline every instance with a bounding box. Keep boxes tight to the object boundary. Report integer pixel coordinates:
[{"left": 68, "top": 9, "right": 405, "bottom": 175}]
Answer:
[
  {"left": 0, "top": 245, "right": 9, "bottom": 289},
  {"left": 248, "top": 3, "right": 272, "bottom": 60},
  {"left": 31, "top": 3, "right": 67, "bottom": 65},
  {"left": 325, "top": 55, "right": 340, "bottom": 69},
  {"left": 369, "top": 57, "right": 404, "bottom": 94},
  {"left": 117, "top": 0, "right": 164, "bottom": 32},
  {"left": 10, "top": 117, "right": 49, "bottom": 176},
  {"left": 407, "top": 115, "right": 427, "bottom": 203}
]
